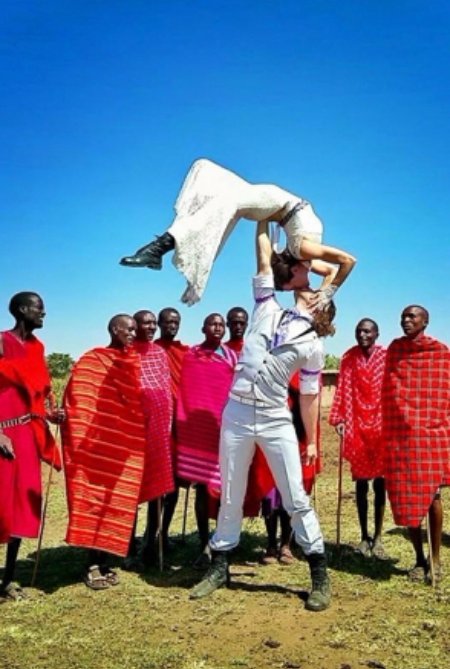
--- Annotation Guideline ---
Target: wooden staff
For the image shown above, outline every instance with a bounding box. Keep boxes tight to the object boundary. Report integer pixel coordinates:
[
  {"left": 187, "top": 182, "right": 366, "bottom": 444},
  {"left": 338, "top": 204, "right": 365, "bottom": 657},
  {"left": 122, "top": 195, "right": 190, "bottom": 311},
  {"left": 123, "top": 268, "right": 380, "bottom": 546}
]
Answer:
[
  {"left": 336, "top": 431, "right": 344, "bottom": 551},
  {"left": 31, "top": 420, "right": 60, "bottom": 587},
  {"left": 181, "top": 485, "right": 190, "bottom": 543},
  {"left": 425, "top": 512, "right": 436, "bottom": 588},
  {"left": 157, "top": 497, "right": 164, "bottom": 572}
]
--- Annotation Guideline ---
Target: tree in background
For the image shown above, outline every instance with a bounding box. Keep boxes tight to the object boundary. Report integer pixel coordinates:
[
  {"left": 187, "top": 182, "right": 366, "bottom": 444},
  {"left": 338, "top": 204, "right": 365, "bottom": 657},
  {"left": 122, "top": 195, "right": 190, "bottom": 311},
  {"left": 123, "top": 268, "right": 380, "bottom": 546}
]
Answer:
[
  {"left": 46, "top": 352, "right": 74, "bottom": 379},
  {"left": 324, "top": 354, "right": 340, "bottom": 370}
]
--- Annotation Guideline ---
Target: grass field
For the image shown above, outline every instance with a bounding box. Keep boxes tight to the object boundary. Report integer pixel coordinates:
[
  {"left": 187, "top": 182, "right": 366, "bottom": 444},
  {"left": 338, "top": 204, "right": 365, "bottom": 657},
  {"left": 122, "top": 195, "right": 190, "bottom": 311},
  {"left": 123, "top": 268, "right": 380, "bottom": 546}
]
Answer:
[{"left": 1, "top": 415, "right": 449, "bottom": 669}]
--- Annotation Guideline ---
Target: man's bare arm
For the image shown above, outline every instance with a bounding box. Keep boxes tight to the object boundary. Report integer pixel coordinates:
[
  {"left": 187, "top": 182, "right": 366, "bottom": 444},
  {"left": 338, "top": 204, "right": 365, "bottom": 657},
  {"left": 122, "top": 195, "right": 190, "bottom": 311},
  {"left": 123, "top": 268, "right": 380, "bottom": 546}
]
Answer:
[
  {"left": 299, "top": 393, "right": 319, "bottom": 466},
  {"left": 256, "top": 220, "right": 272, "bottom": 275}
]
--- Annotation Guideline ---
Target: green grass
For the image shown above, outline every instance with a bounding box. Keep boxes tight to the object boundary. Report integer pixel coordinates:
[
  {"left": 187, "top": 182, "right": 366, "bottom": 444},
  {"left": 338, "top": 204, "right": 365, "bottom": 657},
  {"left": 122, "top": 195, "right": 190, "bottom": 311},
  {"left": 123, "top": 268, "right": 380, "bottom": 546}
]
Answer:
[{"left": 1, "top": 417, "right": 449, "bottom": 669}]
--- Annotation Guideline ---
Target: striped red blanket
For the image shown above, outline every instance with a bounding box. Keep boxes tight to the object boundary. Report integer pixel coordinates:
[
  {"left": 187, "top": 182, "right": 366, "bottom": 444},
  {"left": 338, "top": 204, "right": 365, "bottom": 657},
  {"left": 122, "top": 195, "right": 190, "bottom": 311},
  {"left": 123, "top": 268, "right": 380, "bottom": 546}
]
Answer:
[
  {"left": 383, "top": 335, "right": 450, "bottom": 527},
  {"left": 133, "top": 340, "right": 174, "bottom": 500},
  {"left": 62, "top": 347, "right": 147, "bottom": 557},
  {"left": 329, "top": 345, "right": 386, "bottom": 479}
]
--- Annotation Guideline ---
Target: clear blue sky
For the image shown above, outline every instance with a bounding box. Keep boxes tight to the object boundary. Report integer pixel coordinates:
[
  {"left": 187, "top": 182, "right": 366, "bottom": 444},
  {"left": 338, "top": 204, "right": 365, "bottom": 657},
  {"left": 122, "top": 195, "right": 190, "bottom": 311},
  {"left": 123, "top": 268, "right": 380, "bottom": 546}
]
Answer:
[{"left": 1, "top": 1, "right": 449, "bottom": 357}]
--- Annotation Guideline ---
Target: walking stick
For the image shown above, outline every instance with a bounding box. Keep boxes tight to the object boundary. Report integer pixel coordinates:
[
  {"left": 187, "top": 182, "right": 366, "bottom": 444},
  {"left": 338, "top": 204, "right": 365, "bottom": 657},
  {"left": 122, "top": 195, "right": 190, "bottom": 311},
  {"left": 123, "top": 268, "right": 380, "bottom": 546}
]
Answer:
[
  {"left": 181, "top": 485, "right": 190, "bottom": 543},
  {"left": 157, "top": 497, "right": 164, "bottom": 573},
  {"left": 425, "top": 512, "right": 436, "bottom": 588},
  {"left": 31, "top": 421, "right": 60, "bottom": 588},
  {"left": 336, "top": 432, "right": 344, "bottom": 551}
]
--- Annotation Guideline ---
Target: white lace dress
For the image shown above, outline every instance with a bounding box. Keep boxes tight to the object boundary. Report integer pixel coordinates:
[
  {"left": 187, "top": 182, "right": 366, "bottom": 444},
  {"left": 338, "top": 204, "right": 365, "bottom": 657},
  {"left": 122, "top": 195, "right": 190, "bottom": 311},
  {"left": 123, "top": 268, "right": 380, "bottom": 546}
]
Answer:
[{"left": 167, "top": 159, "right": 323, "bottom": 305}]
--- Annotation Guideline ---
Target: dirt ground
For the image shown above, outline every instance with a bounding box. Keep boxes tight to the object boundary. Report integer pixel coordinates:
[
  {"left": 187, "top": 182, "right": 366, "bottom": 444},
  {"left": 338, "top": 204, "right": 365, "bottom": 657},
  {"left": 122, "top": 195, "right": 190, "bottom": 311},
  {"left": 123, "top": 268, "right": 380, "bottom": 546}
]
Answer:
[{"left": 1, "top": 416, "right": 449, "bottom": 669}]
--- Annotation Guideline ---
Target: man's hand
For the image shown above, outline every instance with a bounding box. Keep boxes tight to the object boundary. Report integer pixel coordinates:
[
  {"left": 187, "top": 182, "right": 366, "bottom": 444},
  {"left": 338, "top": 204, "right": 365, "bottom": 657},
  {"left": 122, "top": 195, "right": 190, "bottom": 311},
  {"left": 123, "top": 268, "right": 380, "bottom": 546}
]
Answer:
[
  {"left": 304, "top": 442, "right": 317, "bottom": 467},
  {"left": 46, "top": 407, "right": 66, "bottom": 424},
  {"left": 0, "top": 432, "right": 15, "bottom": 459},
  {"left": 335, "top": 423, "right": 345, "bottom": 437}
]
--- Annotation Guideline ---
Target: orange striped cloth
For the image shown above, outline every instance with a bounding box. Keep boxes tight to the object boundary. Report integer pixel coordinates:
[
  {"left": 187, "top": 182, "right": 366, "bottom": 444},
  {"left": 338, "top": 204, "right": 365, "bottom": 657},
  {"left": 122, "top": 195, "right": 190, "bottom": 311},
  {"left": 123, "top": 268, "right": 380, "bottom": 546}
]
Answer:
[{"left": 62, "top": 347, "right": 147, "bottom": 557}]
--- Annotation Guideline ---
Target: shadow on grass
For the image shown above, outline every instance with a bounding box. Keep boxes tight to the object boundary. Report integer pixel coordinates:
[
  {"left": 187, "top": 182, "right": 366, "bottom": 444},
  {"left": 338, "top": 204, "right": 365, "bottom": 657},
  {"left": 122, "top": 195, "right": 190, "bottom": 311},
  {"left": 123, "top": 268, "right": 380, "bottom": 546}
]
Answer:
[
  {"left": 2, "top": 528, "right": 408, "bottom": 595},
  {"left": 325, "top": 542, "right": 404, "bottom": 581}
]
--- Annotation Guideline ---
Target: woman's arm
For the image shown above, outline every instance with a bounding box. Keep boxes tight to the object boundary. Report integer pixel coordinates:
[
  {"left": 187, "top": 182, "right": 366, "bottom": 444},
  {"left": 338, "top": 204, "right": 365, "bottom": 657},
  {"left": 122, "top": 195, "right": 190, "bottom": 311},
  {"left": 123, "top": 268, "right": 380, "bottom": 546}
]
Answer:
[
  {"left": 255, "top": 220, "right": 272, "bottom": 275},
  {"left": 310, "top": 259, "right": 338, "bottom": 290},
  {"left": 300, "top": 240, "right": 356, "bottom": 289}
]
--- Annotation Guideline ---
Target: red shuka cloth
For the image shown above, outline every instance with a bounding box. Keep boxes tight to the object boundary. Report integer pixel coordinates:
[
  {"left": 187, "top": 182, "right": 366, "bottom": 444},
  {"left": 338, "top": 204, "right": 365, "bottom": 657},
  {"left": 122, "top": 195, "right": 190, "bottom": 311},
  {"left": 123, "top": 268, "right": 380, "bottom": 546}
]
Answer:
[
  {"left": 383, "top": 335, "right": 450, "bottom": 527},
  {"left": 224, "top": 338, "right": 245, "bottom": 355},
  {"left": 154, "top": 338, "right": 189, "bottom": 401},
  {"left": 176, "top": 344, "right": 237, "bottom": 492},
  {"left": 133, "top": 340, "right": 175, "bottom": 500},
  {"left": 62, "top": 347, "right": 148, "bottom": 557},
  {"left": 0, "top": 331, "right": 59, "bottom": 542},
  {"left": 329, "top": 345, "right": 386, "bottom": 479}
]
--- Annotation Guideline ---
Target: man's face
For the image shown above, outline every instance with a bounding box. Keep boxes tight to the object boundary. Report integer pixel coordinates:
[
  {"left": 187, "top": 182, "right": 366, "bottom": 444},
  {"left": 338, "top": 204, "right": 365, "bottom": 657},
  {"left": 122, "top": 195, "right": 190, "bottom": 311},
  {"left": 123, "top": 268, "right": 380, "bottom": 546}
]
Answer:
[
  {"left": 355, "top": 320, "right": 378, "bottom": 350},
  {"left": 401, "top": 307, "right": 428, "bottom": 339},
  {"left": 281, "top": 262, "right": 310, "bottom": 291},
  {"left": 159, "top": 311, "right": 180, "bottom": 340},
  {"left": 227, "top": 311, "right": 248, "bottom": 340},
  {"left": 113, "top": 317, "right": 137, "bottom": 348},
  {"left": 136, "top": 312, "right": 157, "bottom": 342},
  {"left": 203, "top": 315, "right": 225, "bottom": 346},
  {"left": 21, "top": 295, "right": 46, "bottom": 330}
]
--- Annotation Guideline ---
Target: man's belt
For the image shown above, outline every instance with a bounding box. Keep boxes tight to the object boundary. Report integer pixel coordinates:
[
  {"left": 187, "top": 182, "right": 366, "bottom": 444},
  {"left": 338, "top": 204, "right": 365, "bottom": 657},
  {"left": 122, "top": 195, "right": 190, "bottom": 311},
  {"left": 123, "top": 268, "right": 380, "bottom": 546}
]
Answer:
[
  {"left": 229, "top": 392, "right": 271, "bottom": 408},
  {"left": 0, "top": 413, "right": 36, "bottom": 429}
]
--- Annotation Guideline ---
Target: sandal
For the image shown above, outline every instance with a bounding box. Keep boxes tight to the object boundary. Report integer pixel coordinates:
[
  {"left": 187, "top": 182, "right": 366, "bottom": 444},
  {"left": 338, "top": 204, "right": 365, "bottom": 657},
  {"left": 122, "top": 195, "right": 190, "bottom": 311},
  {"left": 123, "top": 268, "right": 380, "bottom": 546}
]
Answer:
[
  {"left": 278, "top": 545, "right": 295, "bottom": 565},
  {"left": 100, "top": 567, "right": 120, "bottom": 586},
  {"left": 84, "top": 565, "right": 110, "bottom": 590},
  {"left": 260, "top": 547, "right": 278, "bottom": 565},
  {"left": 0, "top": 583, "right": 27, "bottom": 601},
  {"left": 355, "top": 539, "right": 372, "bottom": 558},
  {"left": 407, "top": 563, "right": 428, "bottom": 583},
  {"left": 371, "top": 540, "right": 390, "bottom": 561}
]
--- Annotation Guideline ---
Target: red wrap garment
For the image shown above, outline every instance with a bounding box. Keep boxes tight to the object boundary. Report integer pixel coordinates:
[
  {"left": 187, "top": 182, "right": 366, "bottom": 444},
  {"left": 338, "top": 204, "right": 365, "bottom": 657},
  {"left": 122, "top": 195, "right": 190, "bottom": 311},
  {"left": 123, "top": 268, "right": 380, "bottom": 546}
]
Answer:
[
  {"left": 382, "top": 335, "right": 450, "bottom": 527},
  {"left": 329, "top": 345, "right": 386, "bottom": 479},
  {"left": 133, "top": 340, "right": 174, "bottom": 500},
  {"left": 62, "top": 347, "right": 147, "bottom": 557},
  {"left": 0, "top": 331, "right": 59, "bottom": 543}
]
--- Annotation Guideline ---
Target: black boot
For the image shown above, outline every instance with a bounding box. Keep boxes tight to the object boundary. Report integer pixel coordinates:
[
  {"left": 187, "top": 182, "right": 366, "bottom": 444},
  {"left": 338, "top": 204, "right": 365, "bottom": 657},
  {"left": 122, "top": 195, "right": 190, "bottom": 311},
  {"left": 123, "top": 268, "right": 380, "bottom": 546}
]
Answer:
[
  {"left": 120, "top": 233, "right": 175, "bottom": 269},
  {"left": 305, "top": 553, "right": 331, "bottom": 612},
  {"left": 189, "top": 551, "right": 230, "bottom": 600}
]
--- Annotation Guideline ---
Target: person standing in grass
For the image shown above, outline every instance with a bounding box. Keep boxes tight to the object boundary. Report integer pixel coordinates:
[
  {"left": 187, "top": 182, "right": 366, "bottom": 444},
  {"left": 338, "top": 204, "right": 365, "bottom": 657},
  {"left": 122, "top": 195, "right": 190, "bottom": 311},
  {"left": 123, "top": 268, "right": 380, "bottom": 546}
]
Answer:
[
  {"left": 383, "top": 305, "right": 450, "bottom": 583},
  {"left": 0, "top": 292, "right": 63, "bottom": 601},
  {"left": 62, "top": 314, "right": 149, "bottom": 589},
  {"left": 176, "top": 313, "right": 237, "bottom": 567},
  {"left": 125, "top": 309, "right": 175, "bottom": 568},
  {"left": 151, "top": 308, "right": 189, "bottom": 552},
  {"left": 329, "top": 318, "right": 387, "bottom": 558},
  {"left": 190, "top": 221, "right": 337, "bottom": 612}
]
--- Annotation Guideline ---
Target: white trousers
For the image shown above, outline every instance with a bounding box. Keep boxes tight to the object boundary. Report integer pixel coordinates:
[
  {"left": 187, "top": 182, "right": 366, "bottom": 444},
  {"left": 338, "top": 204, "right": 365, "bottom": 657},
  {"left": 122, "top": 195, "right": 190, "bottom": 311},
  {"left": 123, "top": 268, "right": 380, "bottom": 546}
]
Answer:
[{"left": 210, "top": 399, "right": 325, "bottom": 555}]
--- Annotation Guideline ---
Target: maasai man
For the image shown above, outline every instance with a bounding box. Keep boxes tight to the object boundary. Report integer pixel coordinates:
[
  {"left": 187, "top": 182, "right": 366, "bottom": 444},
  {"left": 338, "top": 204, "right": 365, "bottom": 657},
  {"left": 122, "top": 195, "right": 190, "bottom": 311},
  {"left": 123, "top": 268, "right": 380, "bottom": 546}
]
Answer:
[
  {"left": 153, "top": 308, "right": 189, "bottom": 548},
  {"left": 190, "top": 221, "right": 337, "bottom": 612},
  {"left": 0, "top": 292, "right": 63, "bottom": 601},
  {"left": 129, "top": 309, "right": 174, "bottom": 567},
  {"left": 120, "top": 158, "right": 356, "bottom": 308},
  {"left": 329, "top": 319, "right": 387, "bottom": 558},
  {"left": 224, "top": 307, "right": 248, "bottom": 355},
  {"left": 176, "top": 313, "right": 237, "bottom": 567},
  {"left": 62, "top": 315, "right": 149, "bottom": 590},
  {"left": 383, "top": 305, "right": 450, "bottom": 583}
]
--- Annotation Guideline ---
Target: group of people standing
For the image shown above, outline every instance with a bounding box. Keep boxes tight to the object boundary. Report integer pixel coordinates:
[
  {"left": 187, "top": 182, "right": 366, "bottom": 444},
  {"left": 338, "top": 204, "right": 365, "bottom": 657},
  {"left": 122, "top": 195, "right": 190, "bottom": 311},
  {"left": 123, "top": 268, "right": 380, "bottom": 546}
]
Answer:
[{"left": 1, "top": 158, "right": 449, "bottom": 613}]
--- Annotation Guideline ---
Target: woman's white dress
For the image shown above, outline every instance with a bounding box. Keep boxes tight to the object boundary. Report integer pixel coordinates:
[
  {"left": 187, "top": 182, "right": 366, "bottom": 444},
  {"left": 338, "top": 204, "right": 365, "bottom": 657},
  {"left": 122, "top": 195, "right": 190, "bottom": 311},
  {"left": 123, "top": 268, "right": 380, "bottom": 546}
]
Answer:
[{"left": 167, "top": 159, "right": 323, "bottom": 305}]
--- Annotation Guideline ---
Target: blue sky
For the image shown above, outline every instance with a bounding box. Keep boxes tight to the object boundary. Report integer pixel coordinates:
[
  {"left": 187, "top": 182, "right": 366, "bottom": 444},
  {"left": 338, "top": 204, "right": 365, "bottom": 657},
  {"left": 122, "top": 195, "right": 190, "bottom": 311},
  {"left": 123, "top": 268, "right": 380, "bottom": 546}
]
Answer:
[{"left": 1, "top": 1, "right": 449, "bottom": 357}]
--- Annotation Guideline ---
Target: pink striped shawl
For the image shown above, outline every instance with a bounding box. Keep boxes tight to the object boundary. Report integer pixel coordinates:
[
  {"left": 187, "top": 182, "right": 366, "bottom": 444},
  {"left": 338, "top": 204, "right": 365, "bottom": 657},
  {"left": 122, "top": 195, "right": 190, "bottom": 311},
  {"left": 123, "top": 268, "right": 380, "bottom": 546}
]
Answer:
[{"left": 175, "top": 343, "right": 237, "bottom": 493}]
